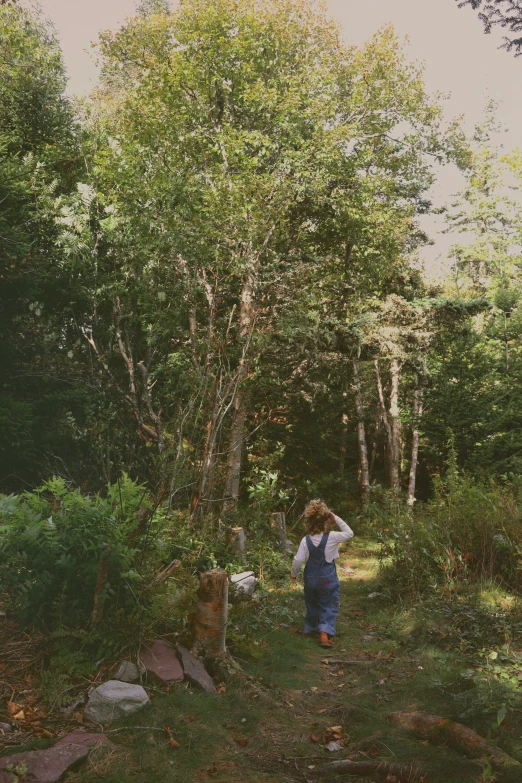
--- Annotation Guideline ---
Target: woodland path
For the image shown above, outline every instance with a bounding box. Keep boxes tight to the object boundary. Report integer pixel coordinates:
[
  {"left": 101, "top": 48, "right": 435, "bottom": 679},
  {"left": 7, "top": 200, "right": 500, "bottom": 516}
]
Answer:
[{"left": 66, "top": 540, "right": 522, "bottom": 783}]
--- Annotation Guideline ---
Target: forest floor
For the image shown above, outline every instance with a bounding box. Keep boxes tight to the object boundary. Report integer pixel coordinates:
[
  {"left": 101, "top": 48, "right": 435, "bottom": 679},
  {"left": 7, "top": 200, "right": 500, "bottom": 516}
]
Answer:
[{"left": 5, "top": 539, "right": 522, "bottom": 783}]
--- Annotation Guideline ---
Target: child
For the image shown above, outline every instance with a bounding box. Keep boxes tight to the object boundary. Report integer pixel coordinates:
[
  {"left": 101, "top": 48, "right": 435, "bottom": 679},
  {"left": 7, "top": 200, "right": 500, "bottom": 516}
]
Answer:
[{"left": 291, "top": 500, "right": 354, "bottom": 648}]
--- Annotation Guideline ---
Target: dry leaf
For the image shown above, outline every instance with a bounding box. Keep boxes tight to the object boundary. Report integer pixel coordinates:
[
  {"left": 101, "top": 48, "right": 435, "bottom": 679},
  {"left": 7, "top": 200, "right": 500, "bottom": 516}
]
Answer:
[
  {"left": 234, "top": 737, "right": 248, "bottom": 747},
  {"left": 207, "top": 762, "right": 218, "bottom": 776},
  {"left": 7, "top": 702, "right": 22, "bottom": 716},
  {"left": 163, "top": 726, "right": 179, "bottom": 749},
  {"left": 309, "top": 733, "right": 320, "bottom": 743},
  {"left": 13, "top": 710, "right": 25, "bottom": 722},
  {"left": 217, "top": 683, "right": 226, "bottom": 694}
]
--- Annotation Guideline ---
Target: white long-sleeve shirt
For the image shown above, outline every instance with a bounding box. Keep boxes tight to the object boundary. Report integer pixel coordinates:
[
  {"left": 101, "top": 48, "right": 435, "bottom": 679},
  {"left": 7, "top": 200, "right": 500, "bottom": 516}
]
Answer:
[{"left": 291, "top": 515, "right": 354, "bottom": 577}]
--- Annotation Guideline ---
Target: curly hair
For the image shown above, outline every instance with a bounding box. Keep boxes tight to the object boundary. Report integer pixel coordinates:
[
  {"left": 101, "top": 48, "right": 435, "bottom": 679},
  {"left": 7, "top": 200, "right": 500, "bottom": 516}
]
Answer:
[{"left": 304, "top": 499, "right": 332, "bottom": 535}]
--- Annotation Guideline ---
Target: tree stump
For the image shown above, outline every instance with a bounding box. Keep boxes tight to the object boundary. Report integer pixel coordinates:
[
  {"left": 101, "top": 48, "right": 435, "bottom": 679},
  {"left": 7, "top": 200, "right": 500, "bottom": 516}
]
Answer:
[
  {"left": 226, "top": 527, "right": 246, "bottom": 564},
  {"left": 192, "top": 568, "right": 228, "bottom": 658},
  {"left": 271, "top": 512, "right": 288, "bottom": 553}
]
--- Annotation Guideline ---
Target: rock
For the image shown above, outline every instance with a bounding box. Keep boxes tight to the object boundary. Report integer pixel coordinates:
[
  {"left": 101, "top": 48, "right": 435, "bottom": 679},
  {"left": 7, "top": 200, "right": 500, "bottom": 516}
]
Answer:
[
  {"left": 367, "top": 592, "right": 381, "bottom": 599},
  {"left": 140, "top": 639, "right": 184, "bottom": 684},
  {"left": 325, "top": 741, "right": 343, "bottom": 752},
  {"left": 176, "top": 645, "right": 217, "bottom": 693},
  {"left": 362, "top": 634, "right": 374, "bottom": 642},
  {"left": 84, "top": 681, "right": 150, "bottom": 724},
  {"left": 0, "top": 731, "right": 109, "bottom": 783},
  {"left": 0, "top": 722, "right": 12, "bottom": 735},
  {"left": 114, "top": 659, "right": 142, "bottom": 683},
  {"left": 230, "top": 571, "right": 257, "bottom": 595}
]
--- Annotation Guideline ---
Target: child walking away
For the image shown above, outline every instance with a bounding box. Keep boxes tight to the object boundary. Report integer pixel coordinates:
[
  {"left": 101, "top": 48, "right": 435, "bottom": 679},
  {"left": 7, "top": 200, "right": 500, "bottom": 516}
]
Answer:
[{"left": 291, "top": 500, "right": 354, "bottom": 648}]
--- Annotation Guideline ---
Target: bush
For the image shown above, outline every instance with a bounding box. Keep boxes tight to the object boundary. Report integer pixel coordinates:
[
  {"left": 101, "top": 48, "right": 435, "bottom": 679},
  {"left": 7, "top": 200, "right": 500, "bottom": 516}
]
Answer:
[
  {"left": 0, "top": 475, "right": 166, "bottom": 628},
  {"left": 373, "top": 461, "right": 522, "bottom": 598}
]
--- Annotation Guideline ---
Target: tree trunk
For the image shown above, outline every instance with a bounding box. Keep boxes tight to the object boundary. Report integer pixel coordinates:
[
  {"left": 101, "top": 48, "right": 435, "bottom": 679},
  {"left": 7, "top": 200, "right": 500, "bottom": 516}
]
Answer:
[
  {"left": 226, "top": 526, "right": 246, "bottom": 564},
  {"left": 222, "top": 270, "right": 255, "bottom": 514},
  {"left": 192, "top": 568, "right": 228, "bottom": 658},
  {"left": 91, "top": 545, "right": 111, "bottom": 624},
  {"left": 352, "top": 359, "right": 370, "bottom": 505},
  {"left": 271, "top": 512, "right": 287, "bottom": 553},
  {"left": 407, "top": 376, "right": 424, "bottom": 506},
  {"left": 389, "top": 358, "right": 402, "bottom": 492},
  {"left": 338, "top": 412, "right": 349, "bottom": 473}
]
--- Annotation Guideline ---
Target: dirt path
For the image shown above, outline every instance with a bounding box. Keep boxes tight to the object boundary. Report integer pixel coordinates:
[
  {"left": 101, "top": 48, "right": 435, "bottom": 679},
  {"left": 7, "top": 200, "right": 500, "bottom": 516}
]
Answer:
[{"left": 67, "top": 539, "right": 522, "bottom": 783}]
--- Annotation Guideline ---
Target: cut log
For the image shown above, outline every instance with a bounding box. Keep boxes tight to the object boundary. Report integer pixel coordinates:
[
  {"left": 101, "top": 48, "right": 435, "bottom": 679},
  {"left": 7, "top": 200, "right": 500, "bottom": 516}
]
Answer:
[
  {"left": 192, "top": 568, "right": 228, "bottom": 658},
  {"left": 315, "top": 759, "right": 421, "bottom": 780},
  {"left": 226, "top": 527, "right": 246, "bottom": 564},
  {"left": 388, "top": 711, "right": 521, "bottom": 770}
]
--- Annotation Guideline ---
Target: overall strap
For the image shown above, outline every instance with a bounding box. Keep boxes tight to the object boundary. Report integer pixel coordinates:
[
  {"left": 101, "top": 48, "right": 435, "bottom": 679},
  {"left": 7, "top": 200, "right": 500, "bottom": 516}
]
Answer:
[
  {"left": 317, "top": 532, "right": 329, "bottom": 553},
  {"left": 305, "top": 535, "right": 315, "bottom": 553}
]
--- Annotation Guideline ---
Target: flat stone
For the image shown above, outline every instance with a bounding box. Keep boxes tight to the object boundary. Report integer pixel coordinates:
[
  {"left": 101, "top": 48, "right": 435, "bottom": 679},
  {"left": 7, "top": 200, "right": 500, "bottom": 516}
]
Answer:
[
  {"left": 0, "top": 722, "right": 12, "bottom": 734},
  {"left": 140, "top": 640, "right": 184, "bottom": 684},
  {"left": 367, "top": 592, "right": 381, "bottom": 599},
  {"left": 0, "top": 733, "right": 106, "bottom": 783},
  {"left": 176, "top": 645, "right": 217, "bottom": 693},
  {"left": 114, "top": 659, "right": 141, "bottom": 683},
  {"left": 84, "top": 681, "right": 150, "bottom": 724}
]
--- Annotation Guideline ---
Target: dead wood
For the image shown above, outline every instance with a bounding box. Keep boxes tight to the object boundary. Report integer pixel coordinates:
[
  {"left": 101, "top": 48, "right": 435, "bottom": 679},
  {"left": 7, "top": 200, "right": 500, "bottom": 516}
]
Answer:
[
  {"left": 389, "top": 711, "right": 521, "bottom": 770},
  {"left": 151, "top": 559, "right": 181, "bottom": 587},
  {"left": 321, "top": 658, "right": 379, "bottom": 665},
  {"left": 315, "top": 758, "right": 422, "bottom": 780}
]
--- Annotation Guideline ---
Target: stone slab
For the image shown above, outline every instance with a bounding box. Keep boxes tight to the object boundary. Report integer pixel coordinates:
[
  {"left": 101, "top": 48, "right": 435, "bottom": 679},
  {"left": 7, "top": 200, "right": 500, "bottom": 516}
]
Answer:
[
  {"left": 140, "top": 640, "right": 184, "bottom": 684},
  {"left": 176, "top": 645, "right": 217, "bottom": 693},
  {"left": 84, "top": 681, "right": 150, "bottom": 724},
  {"left": 0, "top": 731, "right": 108, "bottom": 783}
]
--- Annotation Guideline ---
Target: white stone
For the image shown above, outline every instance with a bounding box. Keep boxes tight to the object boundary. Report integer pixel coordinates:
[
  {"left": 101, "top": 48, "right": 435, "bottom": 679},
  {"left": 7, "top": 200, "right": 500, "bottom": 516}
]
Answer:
[
  {"left": 230, "top": 571, "right": 257, "bottom": 595},
  {"left": 367, "top": 592, "right": 381, "bottom": 599},
  {"left": 84, "top": 681, "right": 150, "bottom": 724}
]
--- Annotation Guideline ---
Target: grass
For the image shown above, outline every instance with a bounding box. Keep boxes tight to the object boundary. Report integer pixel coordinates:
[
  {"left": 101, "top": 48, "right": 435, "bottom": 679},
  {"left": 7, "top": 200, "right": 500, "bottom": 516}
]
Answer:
[{"left": 13, "top": 538, "right": 522, "bottom": 782}]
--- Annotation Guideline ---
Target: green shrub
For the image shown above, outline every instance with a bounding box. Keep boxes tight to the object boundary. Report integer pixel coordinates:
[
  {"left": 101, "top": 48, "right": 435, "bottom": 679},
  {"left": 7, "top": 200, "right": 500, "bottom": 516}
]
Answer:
[
  {"left": 373, "top": 462, "right": 522, "bottom": 597},
  {"left": 0, "top": 474, "right": 166, "bottom": 628}
]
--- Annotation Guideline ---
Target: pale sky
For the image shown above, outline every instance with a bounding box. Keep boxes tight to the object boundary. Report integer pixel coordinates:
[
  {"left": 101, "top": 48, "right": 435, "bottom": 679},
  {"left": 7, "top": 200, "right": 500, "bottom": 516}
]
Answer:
[{"left": 37, "top": 0, "right": 521, "bottom": 276}]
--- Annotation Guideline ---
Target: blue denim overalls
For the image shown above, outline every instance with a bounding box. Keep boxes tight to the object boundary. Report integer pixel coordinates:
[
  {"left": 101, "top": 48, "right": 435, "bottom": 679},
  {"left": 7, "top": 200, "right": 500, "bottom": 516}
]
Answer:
[{"left": 303, "top": 532, "right": 340, "bottom": 637}]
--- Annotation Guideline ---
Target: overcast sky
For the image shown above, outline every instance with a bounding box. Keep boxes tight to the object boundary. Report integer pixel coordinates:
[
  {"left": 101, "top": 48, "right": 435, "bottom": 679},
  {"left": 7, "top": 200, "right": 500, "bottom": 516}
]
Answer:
[{"left": 37, "top": 0, "right": 521, "bottom": 277}]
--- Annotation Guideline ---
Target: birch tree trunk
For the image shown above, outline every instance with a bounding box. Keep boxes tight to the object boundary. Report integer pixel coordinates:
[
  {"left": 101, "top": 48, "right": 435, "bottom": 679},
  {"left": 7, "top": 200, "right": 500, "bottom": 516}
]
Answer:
[
  {"left": 352, "top": 359, "right": 370, "bottom": 505},
  {"left": 389, "top": 358, "right": 402, "bottom": 492},
  {"left": 192, "top": 568, "right": 228, "bottom": 658},
  {"left": 407, "top": 375, "right": 424, "bottom": 506},
  {"left": 222, "top": 270, "right": 255, "bottom": 514}
]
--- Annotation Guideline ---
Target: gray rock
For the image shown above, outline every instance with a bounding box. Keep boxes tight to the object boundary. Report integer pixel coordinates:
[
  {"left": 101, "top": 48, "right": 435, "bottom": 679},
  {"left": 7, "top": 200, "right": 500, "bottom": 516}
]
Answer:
[
  {"left": 367, "top": 592, "right": 382, "bottom": 599},
  {"left": 0, "top": 722, "right": 12, "bottom": 735},
  {"left": 230, "top": 571, "right": 257, "bottom": 595},
  {"left": 176, "top": 645, "right": 217, "bottom": 693},
  {"left": 114, "top": 659, "right": 141, "bottom": 683},
  {"left": 84, "top": 681, "right": 150, "bottom": 724}
]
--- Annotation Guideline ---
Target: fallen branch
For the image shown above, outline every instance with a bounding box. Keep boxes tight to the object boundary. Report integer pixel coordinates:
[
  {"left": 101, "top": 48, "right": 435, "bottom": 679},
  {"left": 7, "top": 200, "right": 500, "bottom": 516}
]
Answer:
[
  {"left": 321, "top": 658, "right": 379, "bottom": 665},
  {"left": 315, "top": 759, "right": 422, "bottom": 780},
  {"left": 151, "top": 559, "right": 181, "bottom": 587},
  {"left": 389, "top": 711, "right": 521, "bottom": 770}
]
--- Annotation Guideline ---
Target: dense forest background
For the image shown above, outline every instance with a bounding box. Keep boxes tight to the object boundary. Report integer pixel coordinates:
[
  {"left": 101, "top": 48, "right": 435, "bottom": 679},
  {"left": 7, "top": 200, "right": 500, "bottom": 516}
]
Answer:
[{"left": 3, "top": 0, "right": 522, "bottom": 512}]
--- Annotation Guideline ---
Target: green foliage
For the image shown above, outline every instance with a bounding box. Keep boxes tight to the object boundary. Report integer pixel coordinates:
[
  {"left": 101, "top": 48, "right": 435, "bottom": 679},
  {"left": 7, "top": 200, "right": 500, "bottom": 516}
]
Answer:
[
  {"left": 375, "top": 461, "right": 522, "bottom": 597},
  {"left": 0, "top": 475, "right": 165, "bottom": 628}
]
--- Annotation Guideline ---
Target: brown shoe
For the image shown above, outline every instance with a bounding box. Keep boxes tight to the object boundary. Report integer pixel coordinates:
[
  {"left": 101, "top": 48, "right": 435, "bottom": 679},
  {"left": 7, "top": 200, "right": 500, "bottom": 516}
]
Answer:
[{"left": 319, "top": 632, "right": 334, "bottom": 648}]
